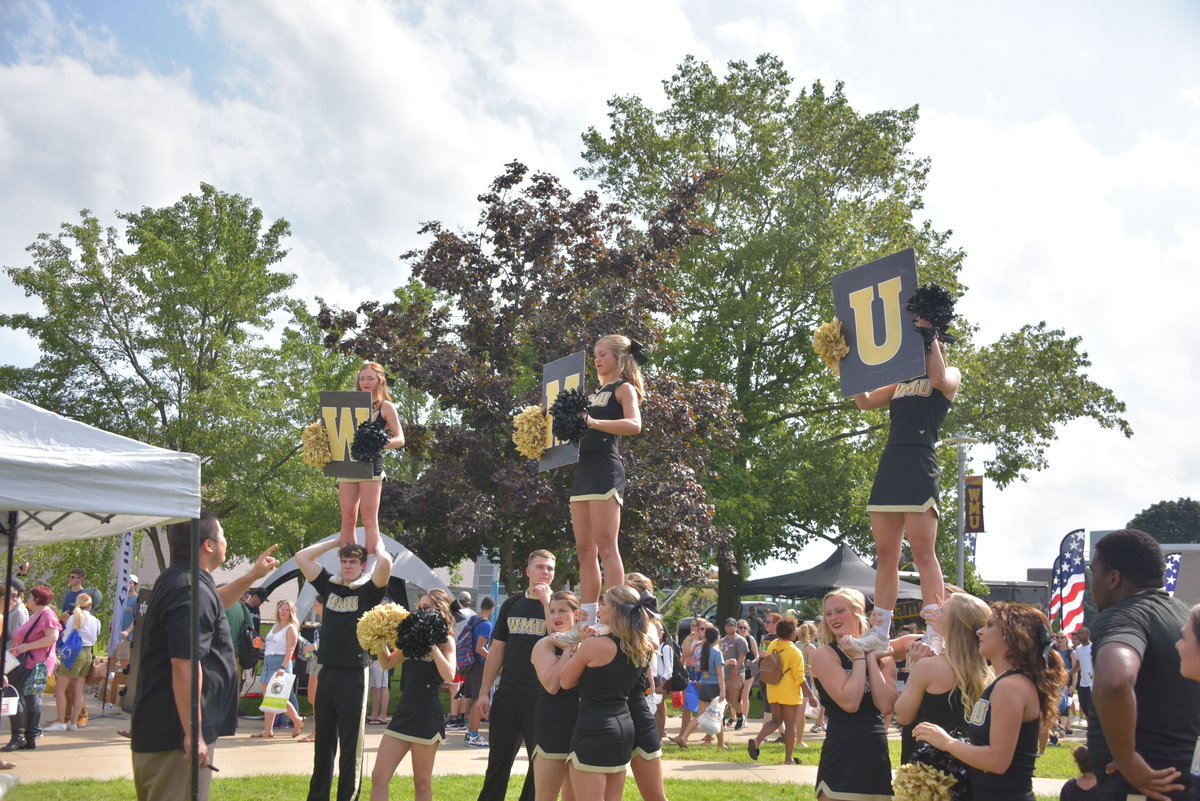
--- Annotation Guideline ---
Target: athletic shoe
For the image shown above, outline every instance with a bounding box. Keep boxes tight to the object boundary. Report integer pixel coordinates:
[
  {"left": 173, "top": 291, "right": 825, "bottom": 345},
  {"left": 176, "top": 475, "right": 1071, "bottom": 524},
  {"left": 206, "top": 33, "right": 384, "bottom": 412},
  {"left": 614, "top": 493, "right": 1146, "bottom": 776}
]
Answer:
[
  {"left": 747, "top": 740, "right": 760, "bottom": 761},
  {"left": 44, "top": 722, "right": 69, "bottom": 732},
  {"left": 850, "top": 629, "right": 891, "bottom": 653},
  {"left": 920, "top": 629, "right": 945, "bottom": 655},
  {"left": 446, "top": 719, "right": 466, "bottom": 731},
  {"left": 735, "top": 715, "right": 745, "bottom": 731},
  {"left": 464, "top": 733, "right": 489, "bottom": 748},
  {"left": 550, "top": 624, "right": 585, "bottom": 647},
  {"left": 66, "top": 723, "right": 77, "bottom": 731}
]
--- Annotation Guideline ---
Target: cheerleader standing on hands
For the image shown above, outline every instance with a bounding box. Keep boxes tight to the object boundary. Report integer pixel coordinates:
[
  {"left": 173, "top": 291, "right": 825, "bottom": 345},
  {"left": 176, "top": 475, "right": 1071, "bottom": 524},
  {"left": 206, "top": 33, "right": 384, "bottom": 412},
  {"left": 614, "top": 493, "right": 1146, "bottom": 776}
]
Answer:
[
  {"left": 559, "top": 585, "right": 656, "bottom": 801},
  {"left": 531, "top": 591, "right": 586, "bottom": 801},
  {"left": 570, "top": 335, "right": 644, "bottom": 629},
  {"left": 852, "top": 318, "right": 959, "bottom": 653},
  {"left": 369, "top": 590, "right": 456, "bottom": 801},
  {"left": 340, "top": 362, "right": 404, "bottom": 555}
]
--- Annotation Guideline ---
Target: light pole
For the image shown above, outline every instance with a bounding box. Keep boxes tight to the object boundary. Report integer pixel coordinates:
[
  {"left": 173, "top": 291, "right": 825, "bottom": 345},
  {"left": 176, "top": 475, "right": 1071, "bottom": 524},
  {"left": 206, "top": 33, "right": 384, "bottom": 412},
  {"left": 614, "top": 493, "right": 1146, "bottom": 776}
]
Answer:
[{"left": 939, "top": 435, "right": 979, "bottom": 588}]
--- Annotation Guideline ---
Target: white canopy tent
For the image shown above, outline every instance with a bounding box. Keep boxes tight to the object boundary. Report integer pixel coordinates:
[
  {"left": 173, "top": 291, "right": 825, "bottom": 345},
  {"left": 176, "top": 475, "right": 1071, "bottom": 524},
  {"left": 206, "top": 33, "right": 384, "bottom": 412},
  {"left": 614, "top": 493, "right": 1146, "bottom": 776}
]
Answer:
[
  {"left": 0, "top": 392, "right": 201, "bottom": 543},
  {"left": 0, "top": 391, "right": 203, "bottom": 796}
]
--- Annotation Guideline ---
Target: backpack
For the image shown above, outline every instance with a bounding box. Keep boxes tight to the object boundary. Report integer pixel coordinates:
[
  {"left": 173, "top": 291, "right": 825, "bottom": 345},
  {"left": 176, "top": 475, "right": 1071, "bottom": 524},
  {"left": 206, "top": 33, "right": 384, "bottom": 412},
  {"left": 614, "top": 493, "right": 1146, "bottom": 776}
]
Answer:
[
  {"left": 758, "top": 650, "right": 784, "bottom": 685},
  {"left": 665, "top": 636, "right": 689, "bottom": 692},
  {"left": 456, "top": 616, "right": 480, "bottom": 673},
  {"left": 239, "top": 606, "right": 263, "bottom": 667}
]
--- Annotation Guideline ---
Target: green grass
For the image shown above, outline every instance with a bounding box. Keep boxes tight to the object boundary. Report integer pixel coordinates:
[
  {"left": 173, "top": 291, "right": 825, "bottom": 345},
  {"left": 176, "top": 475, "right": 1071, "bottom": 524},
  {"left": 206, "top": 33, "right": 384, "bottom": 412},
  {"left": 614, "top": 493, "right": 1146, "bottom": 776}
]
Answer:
[
  {"left": 662, "top": 736, "right": 1082, "bottom": 780},
  {"left": 4, "top": 773, "right": 1063, "bottom": 801}
]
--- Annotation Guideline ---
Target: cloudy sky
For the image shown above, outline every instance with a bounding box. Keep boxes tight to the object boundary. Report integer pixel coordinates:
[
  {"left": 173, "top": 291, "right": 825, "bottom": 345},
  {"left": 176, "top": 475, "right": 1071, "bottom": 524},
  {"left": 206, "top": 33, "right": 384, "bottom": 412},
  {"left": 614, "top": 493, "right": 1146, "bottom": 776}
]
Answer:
[{"left": 2, "top": 0, "right": 1198, "bottom": 583}]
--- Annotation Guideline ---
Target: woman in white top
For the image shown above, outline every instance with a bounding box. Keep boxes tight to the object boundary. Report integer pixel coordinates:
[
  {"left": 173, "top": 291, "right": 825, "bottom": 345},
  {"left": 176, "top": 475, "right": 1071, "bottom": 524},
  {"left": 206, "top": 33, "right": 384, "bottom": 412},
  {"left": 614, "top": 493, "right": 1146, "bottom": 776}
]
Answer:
[
  {"left": 46, "top": 593, "right": 102, "bottom": 732},
  {"left": 255, "top": 599, "right": 305, "bottom": 738}
]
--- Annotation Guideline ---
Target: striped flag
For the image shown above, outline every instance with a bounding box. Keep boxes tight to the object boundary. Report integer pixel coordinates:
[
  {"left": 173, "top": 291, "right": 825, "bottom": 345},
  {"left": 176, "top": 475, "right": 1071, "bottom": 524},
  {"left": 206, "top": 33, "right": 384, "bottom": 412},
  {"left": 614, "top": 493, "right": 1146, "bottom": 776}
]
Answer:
[
  {"left": 1058, "top": 530, "right": 1087, "bottom": 634},
  {"left": 1165, "top": 553, "right": 1183, "bottom": 597},
  {"left": 1048, "top": 553, "right": 1063, "bottom": 620}
]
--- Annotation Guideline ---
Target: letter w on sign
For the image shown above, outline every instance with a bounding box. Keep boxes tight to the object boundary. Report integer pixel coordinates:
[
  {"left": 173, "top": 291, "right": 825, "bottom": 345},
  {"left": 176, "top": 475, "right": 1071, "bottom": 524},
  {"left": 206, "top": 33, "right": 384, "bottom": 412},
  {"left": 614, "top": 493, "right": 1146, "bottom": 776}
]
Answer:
[{"left": 831, "top": 248, "right": 927, "bottom": 397}]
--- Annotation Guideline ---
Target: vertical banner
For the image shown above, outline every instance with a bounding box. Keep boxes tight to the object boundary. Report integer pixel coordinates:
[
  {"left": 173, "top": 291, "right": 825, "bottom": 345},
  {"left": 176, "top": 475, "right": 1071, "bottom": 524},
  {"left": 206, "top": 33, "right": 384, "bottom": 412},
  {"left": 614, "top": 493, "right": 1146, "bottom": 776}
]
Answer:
[
  {"left": 539, "top": 351, "right": 586, "bottom": 473},
  {"left": 965, "top": 475, "right": 984, "bottom": 533},
  {"left": 106, "top": 530, "right": 134, "bottom": 660},
  {"left": 319, "top": 390, "right": 374, "bottom": 480},
  {"left": 831, "top": 248, "right": 927, "bottom": 397}
]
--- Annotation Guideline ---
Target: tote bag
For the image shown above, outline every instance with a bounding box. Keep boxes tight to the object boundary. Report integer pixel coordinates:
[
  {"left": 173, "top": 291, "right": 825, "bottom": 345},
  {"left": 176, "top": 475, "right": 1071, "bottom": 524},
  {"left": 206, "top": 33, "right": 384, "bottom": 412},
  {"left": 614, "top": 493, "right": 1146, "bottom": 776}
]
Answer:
[{"left": 259, "top": 671, "right": 296, "bottom": 714}]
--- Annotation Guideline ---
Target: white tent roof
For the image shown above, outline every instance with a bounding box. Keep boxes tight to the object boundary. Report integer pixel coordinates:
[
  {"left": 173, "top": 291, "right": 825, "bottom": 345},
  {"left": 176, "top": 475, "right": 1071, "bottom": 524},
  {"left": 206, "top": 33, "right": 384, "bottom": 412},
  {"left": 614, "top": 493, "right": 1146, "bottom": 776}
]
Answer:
[{"left": 0, "top": 392, "right": 201, "bottom": 544}]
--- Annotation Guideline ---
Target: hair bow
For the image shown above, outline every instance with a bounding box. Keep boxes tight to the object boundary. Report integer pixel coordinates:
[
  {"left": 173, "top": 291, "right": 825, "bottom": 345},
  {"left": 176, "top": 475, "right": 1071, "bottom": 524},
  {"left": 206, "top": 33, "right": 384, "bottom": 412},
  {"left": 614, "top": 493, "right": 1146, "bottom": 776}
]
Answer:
[
  {"left": 629, "top": 339, "right": 650, "bottom": 366},
  {"left": 1037, "top": 624, "right": 1055, "bottom": 665},
  {"left": 616, "top": 591, "right": 661, "bottom": 631}
]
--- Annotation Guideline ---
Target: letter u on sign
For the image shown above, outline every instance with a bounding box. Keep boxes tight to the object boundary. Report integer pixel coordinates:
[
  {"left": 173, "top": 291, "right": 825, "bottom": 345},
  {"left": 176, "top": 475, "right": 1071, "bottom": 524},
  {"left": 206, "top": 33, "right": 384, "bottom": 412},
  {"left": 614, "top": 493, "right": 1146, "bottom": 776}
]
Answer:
[{"left": 847, "top": 276, "right": 904, "bottom": 366}]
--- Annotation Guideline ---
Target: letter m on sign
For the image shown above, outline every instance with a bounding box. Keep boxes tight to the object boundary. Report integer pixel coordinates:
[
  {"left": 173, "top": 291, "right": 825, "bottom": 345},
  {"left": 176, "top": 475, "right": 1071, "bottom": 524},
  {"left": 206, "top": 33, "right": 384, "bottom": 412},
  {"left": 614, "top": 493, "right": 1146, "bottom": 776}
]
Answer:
[{"left": 831, "top": 248, "right": 927, "bottom": 397}]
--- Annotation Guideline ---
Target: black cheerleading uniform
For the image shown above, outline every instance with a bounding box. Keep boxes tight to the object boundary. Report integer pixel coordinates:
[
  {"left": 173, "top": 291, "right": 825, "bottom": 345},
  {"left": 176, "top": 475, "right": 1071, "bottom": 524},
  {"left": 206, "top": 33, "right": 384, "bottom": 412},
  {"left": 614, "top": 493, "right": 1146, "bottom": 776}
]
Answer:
[
  {"left": 628, "top": 665, "right": 661, "bottom": 760},
  {"left": 967, "top": 671, "right": 1039, "bottom": 801},
  {"left": 569, "top": 635, "right": 644, "bottom": 773},
  {"left": 814, "top": 645, "right": 893, "bottom": 801},
  {"left": 534, "top": 679, "right": 580, "bottom": 761},
  {"left": 570, "top": 380, "right": 628, "bottom": 504},
  {"left": 866, "top": 375, "right": 951, "bottom": 515},
  {"left": 384, "top": 653, "right": 446, "bottom": 745},
  {"left": 900, "top": 686, "right": 966, "bottom": 764}
]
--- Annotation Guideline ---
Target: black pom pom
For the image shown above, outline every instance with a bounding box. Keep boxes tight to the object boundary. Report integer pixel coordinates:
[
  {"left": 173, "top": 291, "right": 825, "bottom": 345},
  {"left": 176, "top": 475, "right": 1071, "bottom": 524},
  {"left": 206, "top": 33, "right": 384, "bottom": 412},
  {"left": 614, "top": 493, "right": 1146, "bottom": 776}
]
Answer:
[
  {"left": 906, "top": 284, "right": 956, "bottom": 335},
  {"left": 912, "top": 741, "right": 973, "bottom": 801},
  {"left": 395, "top": 609, "right": 451, "bottom": 660},
  {"left": 351, "top": 416, "right": 390, "bottom": 463},
  {"left": 549, "top": 387, "right": 590, "bottom": 444}
]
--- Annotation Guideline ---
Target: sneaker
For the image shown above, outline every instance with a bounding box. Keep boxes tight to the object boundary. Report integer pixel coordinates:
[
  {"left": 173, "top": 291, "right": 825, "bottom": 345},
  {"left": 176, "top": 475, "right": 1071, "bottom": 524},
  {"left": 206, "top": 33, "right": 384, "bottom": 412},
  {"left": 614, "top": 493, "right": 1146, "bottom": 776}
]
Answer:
[
  {"left": 464, "top": 733, "right": 489, "bottom": 748},
  {"left": 446, "top": 719, "right": 466, "bottom": 731},
  {"left": 735, "top": 715, "right": 745, "bottom": 731},
  {"left": 550, "top": 623, "right": 585, "bottom": 647},
  {"left": 44, "top": 722, "right": 69, "bottom": 732},
  {"left": 66, "top": 723, "right": 77, "bottom": 731},
  {"left": 850, "top": 629, "right": 891, "bottom": 653},
  {"left": 920, "top": 629, "right": 945, "bottom": 655}
]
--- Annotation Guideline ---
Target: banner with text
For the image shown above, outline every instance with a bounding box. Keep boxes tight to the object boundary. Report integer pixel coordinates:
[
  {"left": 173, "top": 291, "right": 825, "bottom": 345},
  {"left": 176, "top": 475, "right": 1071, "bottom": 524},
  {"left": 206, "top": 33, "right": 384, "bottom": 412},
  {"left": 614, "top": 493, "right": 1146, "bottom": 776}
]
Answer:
[
  {"left": 831, "top": 248, "right": 927, "bottom": 397},
  {"left": 539, "top": 351, "right": 586, "bottom": 473},
  {"left": 965, "top": 475, "right": 985, "bottom": 533}
]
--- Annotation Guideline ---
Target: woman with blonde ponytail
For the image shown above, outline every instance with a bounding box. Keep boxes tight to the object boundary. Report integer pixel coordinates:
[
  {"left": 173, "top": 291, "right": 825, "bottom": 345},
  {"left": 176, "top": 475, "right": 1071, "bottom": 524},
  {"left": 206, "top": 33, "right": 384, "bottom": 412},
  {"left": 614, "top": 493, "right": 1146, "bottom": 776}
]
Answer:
[
  {"left": 338, "top": 361, "right": 405, "bottom": 554},
  {"left": 895, "top": 592, "right": 993, "bottom": 763},
  {"left": 568, "top": 335, "right": 645, "bottom": 633},
  {"left": 47, "top": 593, "right": 100, "bottom": 733}
]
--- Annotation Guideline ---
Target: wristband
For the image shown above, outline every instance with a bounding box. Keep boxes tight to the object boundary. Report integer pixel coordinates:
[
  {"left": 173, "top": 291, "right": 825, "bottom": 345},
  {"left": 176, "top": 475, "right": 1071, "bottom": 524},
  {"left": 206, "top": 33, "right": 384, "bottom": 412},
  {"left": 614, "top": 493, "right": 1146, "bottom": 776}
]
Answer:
[{"left": 854, "top": 657, "right": 867, "bottom": 662}]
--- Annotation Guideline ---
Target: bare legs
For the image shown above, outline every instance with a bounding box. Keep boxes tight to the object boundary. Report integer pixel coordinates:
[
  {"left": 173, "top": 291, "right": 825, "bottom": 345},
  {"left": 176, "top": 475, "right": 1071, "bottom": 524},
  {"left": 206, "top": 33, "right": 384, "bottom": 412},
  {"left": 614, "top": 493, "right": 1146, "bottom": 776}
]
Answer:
[
  {"left": 338, "top": 480, "right": 384, "bottom": 553},
  {"left": 674, "top": 698, "right": 725, "bottom": 749},
  {"left": 534, "top": 755, "right": 576, "bottom": 801},
  {"left": 868, "top": 509, "right": 944, "bottom": 631},
  {"left": 569, "top": 763, "right": 625, "bottom": 801},
  {"left": 571, "top": 497, "right": 624, "bottom": 607},
  {"left": 751, "top": 703, "right": 799, "bottom": 763},
  {"left": 630, "top": 755, "right": 669, "bottom": 801},
  {"left": 370, "top": 737, "right": 438, "bottom": 801}
]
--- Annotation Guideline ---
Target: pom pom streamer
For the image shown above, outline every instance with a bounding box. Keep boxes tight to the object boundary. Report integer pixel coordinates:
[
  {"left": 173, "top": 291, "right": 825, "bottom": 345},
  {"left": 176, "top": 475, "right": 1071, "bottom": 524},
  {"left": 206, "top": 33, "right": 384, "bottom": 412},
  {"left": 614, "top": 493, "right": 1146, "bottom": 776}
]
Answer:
[
  {"left": 512, "top": 405, "right": 548, "bottom": 460},
  {"left": 906, "top": 284, "right": 957, "bottom": 336},
  {"left": 549, "top": 387, "right": 590, "bottom": 444},
  {"left": 902, "top": 741, "right": 972, "bottom": 801},
  {"left": 301, "top": 422, "right": 332, "bottom": 469},
  {"left": 357, "top": 602, "right": 410, "bottom": 656},
  {"left": 812, "top": 318, "right": 851, "bottom": 375},
  {"left": 893, "top": 762, "right": 956, "bottom": 801},
  {"left": 351, "top": 416, "right": 390, "bottom": 463},
  {"left": 395, "top": 609, "right": 451, "bottom": 660}
]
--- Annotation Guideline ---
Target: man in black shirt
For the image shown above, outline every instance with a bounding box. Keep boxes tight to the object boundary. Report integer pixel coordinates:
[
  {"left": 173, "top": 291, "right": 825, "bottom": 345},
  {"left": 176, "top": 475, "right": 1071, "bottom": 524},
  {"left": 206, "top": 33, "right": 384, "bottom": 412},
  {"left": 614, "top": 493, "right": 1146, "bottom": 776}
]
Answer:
[
  {"left": 297, "top": 538, "right": 392, "bottom": 801},
  {"left": 1088, "top": 529, "right": 1200, "bottom": 801},
  {"left": 474, "top": 549, "right": 554, "bottom": 801},
  {"left": 130, "top": 512, "right": 281, "bottom": 801}
]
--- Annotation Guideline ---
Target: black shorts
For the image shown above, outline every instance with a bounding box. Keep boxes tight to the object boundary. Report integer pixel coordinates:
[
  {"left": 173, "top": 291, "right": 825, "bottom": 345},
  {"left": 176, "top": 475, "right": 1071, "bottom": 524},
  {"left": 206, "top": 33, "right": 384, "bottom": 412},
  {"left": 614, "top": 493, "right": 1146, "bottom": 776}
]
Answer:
[
  {"left": 867, "top": 444, "right": 939, "bottom": 515},
  {"left": 570, "top": 449, "right": 625, "bottom": 504},
  {"left": 698, "top": 684, "right": 719, "bottom": 703},
  {"left": 457, "top": 661, "right": 484, "bottom": 701}
]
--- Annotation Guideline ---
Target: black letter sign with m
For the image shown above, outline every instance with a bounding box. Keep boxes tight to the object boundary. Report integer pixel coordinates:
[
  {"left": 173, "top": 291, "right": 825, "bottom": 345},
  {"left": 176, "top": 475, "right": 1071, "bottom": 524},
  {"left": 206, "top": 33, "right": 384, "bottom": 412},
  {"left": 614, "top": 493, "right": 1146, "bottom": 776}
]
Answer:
[{"left": 831, "top": 248, "right": 927, "bottom": 397}]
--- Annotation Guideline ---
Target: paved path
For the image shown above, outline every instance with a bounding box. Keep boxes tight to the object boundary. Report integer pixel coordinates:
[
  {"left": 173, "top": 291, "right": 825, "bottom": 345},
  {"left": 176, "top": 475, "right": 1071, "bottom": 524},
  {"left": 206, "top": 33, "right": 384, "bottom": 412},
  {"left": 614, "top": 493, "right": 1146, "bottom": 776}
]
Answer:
[{"left": 1, "top": 700, "right": 1075, "bottom": 796}]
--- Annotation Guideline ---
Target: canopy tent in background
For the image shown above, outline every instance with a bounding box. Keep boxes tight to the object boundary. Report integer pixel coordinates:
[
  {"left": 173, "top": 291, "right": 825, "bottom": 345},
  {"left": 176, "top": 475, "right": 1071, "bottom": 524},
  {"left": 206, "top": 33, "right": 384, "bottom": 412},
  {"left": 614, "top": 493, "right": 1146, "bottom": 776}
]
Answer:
[
  {"left": 737, "top": 543, "right": 925, "bottom": 603},
  {"left": 0, "top": 392, "right": 200, "bottom": 543},
  {"left": 257, "top": 530, "right": 448, "bottom": 622},
  {"left": 0, "top": 390, "right": 203, "bottom": 798}
]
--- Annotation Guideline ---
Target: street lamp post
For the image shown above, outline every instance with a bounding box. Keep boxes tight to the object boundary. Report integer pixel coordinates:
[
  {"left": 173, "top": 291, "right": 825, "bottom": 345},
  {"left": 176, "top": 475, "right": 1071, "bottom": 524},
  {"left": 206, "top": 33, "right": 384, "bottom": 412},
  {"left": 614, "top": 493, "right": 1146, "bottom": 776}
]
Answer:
[{"left": 939, "top": 435, "right": 979, "bottom": 588}]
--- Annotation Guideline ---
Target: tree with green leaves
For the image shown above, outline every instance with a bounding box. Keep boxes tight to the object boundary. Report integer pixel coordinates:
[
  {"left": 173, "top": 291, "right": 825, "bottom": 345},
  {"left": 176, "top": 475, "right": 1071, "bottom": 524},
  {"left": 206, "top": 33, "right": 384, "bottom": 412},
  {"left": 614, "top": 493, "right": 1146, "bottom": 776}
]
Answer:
[
  {"left": 579, "top": 54, "right": 1131, "bottom": 616},
  {"left": 318, "top": 161, "right": 739, "bottom": 591},
  {"left": 1127, "top": 498, "right": 1200, "bottom": 544},
  {"left": 1, "top": 183, "right": 358, "bottom": 575}
]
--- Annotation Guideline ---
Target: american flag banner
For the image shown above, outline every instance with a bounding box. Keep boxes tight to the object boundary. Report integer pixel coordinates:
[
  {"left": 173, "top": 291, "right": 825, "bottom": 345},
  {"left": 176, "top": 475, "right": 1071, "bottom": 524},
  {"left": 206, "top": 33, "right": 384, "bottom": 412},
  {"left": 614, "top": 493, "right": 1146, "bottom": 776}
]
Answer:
[
  {"left": 1048, "top": 553, "right": 1063, "bottom": 621},
  {"left": 1164, "top": 553, "right": 1183, "bottom": 597},
  {"left": 966, "top": 531, "right": 978, "bottom": 565},
  {"left": 1058, "top": 530, "right": 1087, "bottom": 634}
]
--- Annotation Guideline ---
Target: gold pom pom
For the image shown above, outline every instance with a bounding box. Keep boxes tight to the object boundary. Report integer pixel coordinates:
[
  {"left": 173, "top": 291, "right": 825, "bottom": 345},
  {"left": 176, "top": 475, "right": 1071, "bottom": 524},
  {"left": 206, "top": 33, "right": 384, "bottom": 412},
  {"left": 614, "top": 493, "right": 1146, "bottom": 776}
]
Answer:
[
  {"left": 512, "top": 405, "right": 548, "bottom": 461},
  {"left": 893, "top": 762, "right": 956, "bottom": 801},
  {"left": 301, "top": 422, "right": 332, "bottom": 468},
  {"left": 356, "top": 602, "right": 410, "bottom": 656},
  {"left": 813, "top": 318, "right": 851, "bottom": 375}
]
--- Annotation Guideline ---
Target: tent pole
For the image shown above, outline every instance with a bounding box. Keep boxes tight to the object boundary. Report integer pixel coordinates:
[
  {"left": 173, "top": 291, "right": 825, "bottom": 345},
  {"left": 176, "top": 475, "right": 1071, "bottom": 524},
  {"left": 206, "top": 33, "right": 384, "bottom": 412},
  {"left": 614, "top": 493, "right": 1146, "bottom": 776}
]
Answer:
[
  {"left": 1, "top": 511, "right": 16, "bottom": 677},
  {"left": 190, "top": 517, "right": 200, "bottom": 801}
]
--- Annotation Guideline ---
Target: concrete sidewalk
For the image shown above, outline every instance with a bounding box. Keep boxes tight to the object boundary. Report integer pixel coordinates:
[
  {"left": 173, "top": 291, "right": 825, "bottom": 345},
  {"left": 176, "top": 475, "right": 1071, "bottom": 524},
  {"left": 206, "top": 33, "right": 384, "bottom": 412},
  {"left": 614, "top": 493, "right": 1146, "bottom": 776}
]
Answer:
[{"left": 0, "top": 699, "right": 1072, "bottom": 797}]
